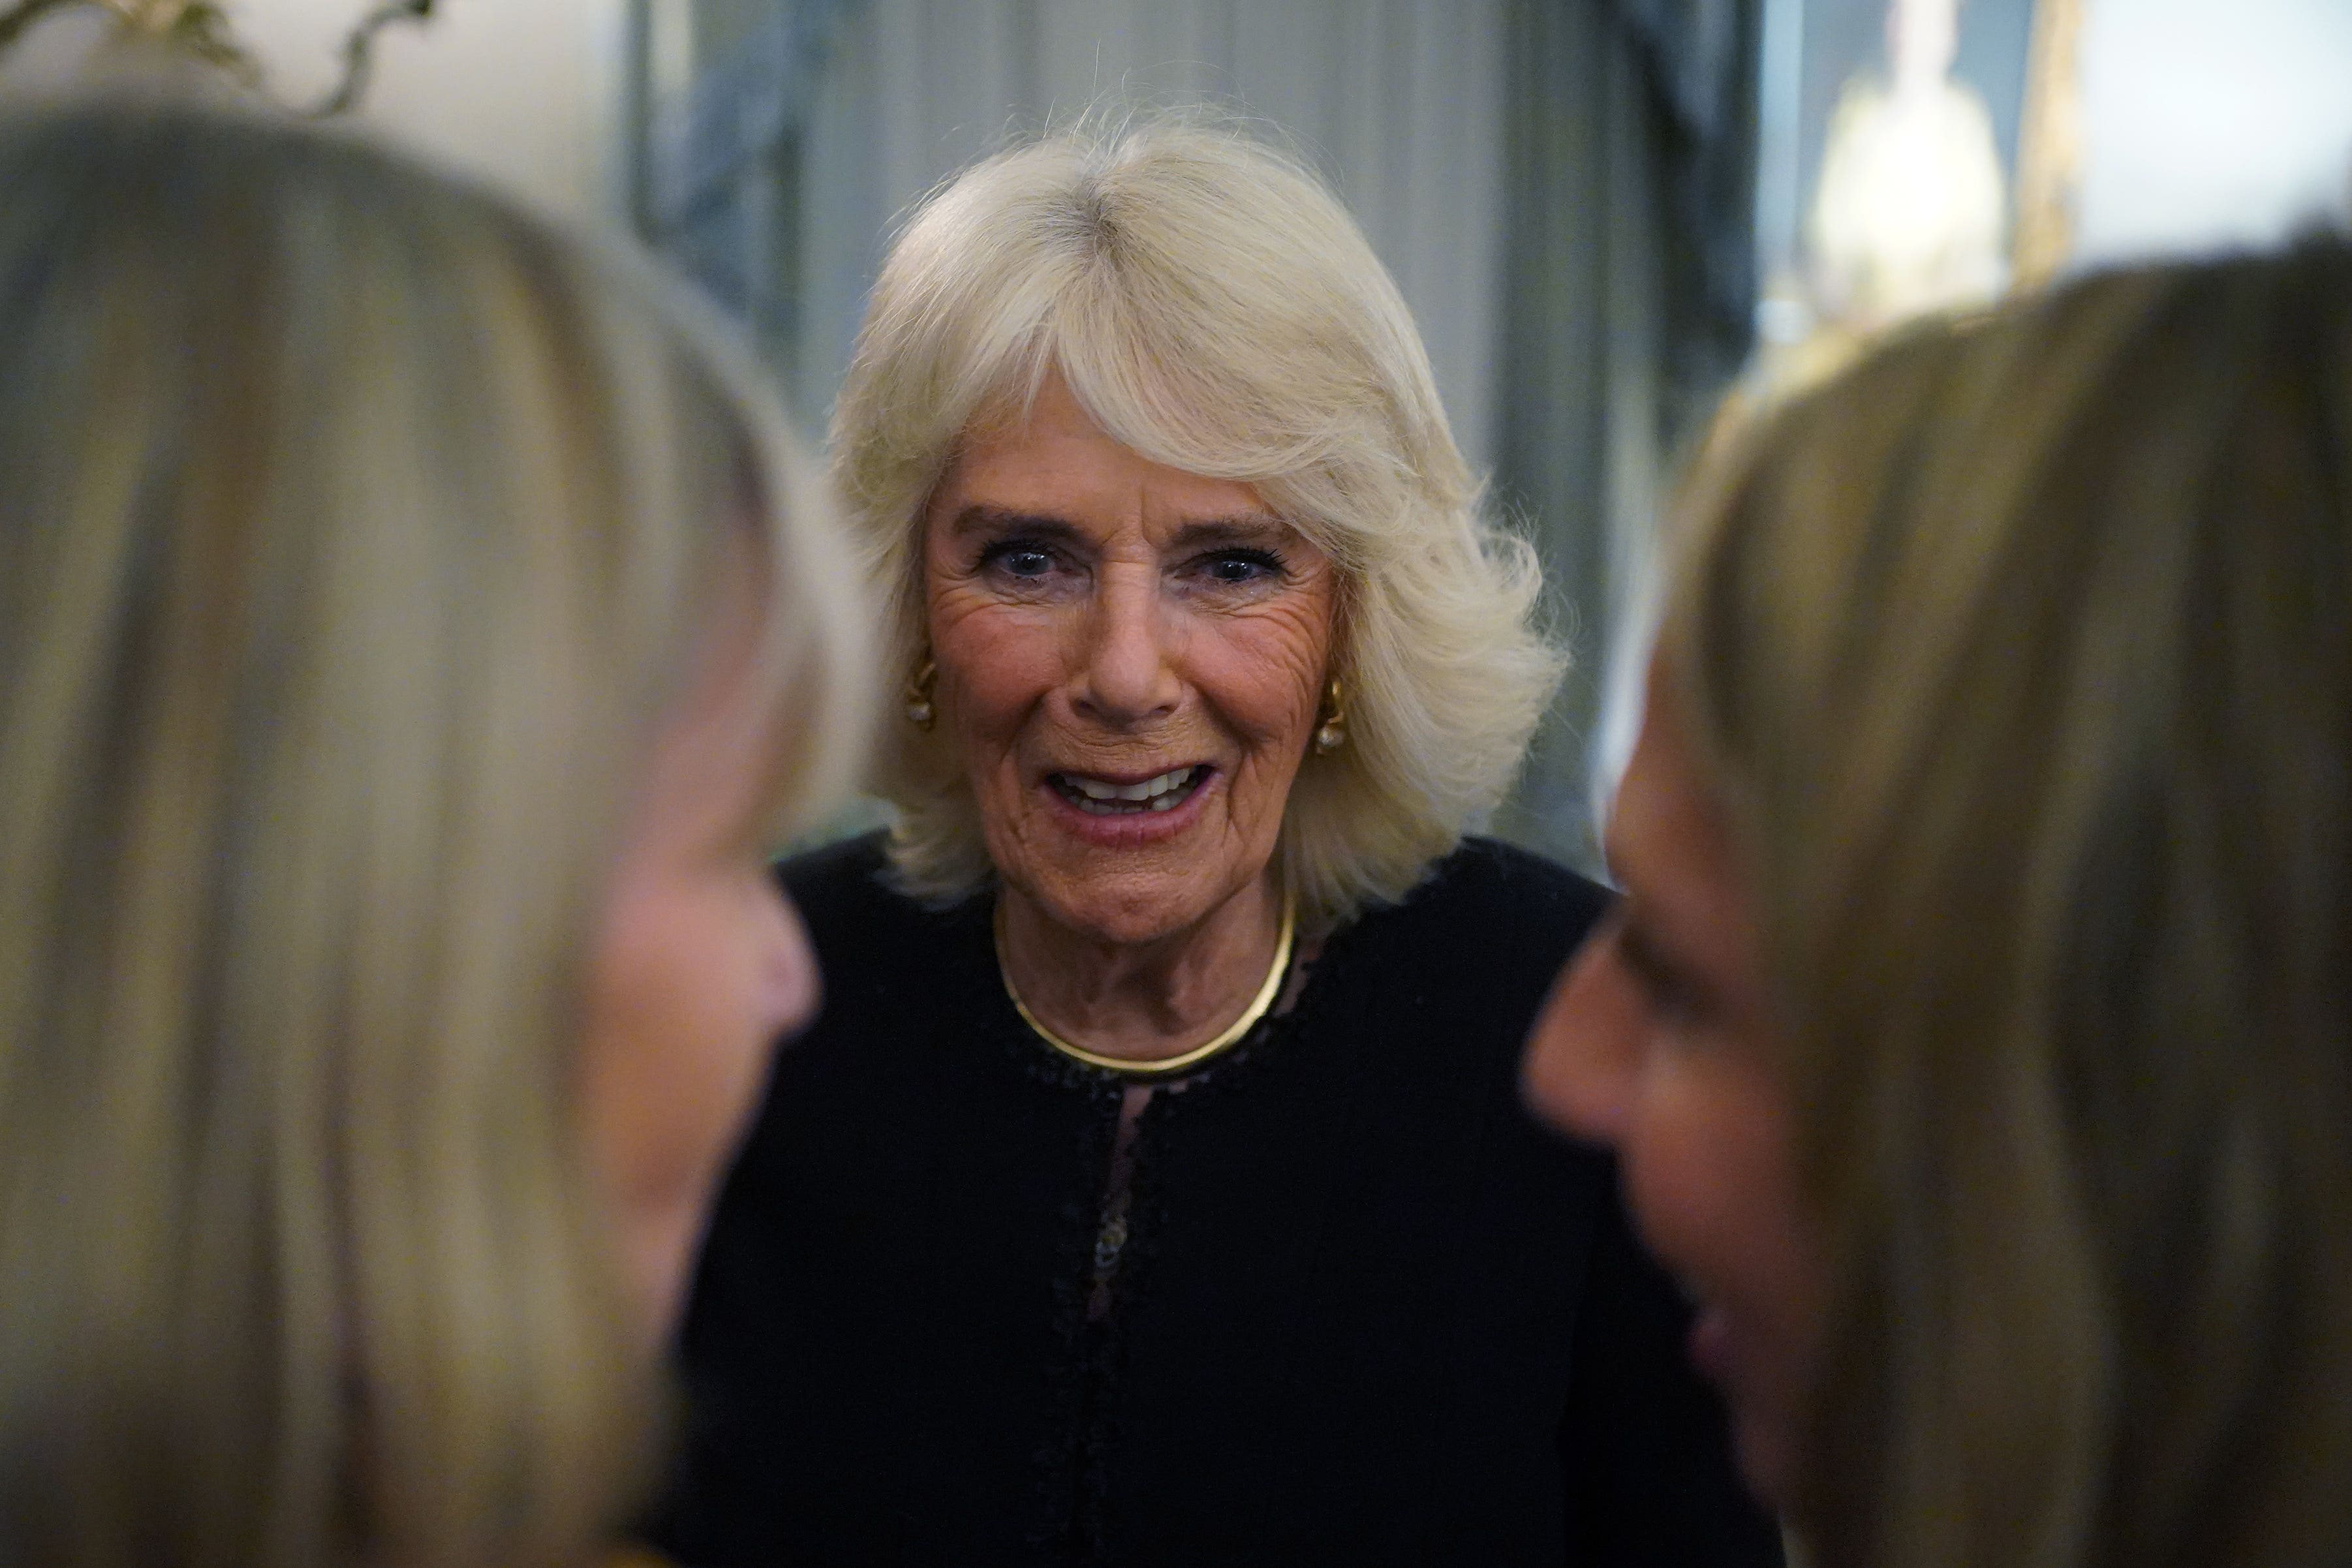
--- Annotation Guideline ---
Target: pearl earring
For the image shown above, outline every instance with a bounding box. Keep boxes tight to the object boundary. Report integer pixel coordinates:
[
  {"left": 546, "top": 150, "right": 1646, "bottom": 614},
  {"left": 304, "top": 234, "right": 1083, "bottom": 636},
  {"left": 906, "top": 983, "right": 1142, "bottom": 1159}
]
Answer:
[
  {"left": 1314, "top": 677, "right": 1347, "bottom": 755},
  {"left": 904, "top": 657, "right": 937, "bottom": 731}
]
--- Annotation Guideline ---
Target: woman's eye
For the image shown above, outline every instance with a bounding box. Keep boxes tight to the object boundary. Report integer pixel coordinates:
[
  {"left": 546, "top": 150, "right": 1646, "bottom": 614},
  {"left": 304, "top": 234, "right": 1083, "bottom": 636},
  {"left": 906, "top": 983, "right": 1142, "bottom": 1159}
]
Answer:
[
  {"left": 980, "top": 542, "right": 1057, "bottom": 579},
  {"left": 1194, "top": 549, "right": 1283, "bottom": 587},
  {"left": 1615, "top": 921, "right": 1709, "bottom": 1035}
]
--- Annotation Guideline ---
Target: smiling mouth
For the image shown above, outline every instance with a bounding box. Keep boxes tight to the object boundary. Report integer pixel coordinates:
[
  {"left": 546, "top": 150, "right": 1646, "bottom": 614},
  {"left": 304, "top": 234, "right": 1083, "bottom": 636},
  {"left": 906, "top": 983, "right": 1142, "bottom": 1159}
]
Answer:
[{"left": 1048, "top": 765, "right": 1209, "bottom": 816}]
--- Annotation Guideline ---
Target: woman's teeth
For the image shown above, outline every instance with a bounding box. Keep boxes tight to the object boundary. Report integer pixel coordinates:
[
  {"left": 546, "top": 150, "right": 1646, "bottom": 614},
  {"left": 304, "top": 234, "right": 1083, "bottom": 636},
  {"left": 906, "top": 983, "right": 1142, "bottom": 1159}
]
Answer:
[{"left": 1053, "top": 766, "right": 1204, "bottom": 814}]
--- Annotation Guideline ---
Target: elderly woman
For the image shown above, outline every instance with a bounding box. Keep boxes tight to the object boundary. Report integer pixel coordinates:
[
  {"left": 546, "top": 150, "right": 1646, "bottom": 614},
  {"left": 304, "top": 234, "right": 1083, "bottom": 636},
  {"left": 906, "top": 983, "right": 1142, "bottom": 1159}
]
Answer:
[
  {"left": 1526, "top": 239, "right": 2352, "bottom": 1568},
  {"left": 0, "top": 98, "right": 867, "bottom": 1568},
  {"left": 657, "top": 119, "right": 1778, "bottom": 1566}
]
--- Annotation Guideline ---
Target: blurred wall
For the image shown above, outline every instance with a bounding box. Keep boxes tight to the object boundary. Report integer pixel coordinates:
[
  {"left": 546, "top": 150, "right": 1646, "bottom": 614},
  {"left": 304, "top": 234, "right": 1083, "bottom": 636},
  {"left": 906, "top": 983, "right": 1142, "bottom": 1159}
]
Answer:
[
  {"left": 2072, "top": 0, "right": 2352, "bottom": 268},
  {"left": 236, "top": 0, "right": 632, "bottom": 222}
]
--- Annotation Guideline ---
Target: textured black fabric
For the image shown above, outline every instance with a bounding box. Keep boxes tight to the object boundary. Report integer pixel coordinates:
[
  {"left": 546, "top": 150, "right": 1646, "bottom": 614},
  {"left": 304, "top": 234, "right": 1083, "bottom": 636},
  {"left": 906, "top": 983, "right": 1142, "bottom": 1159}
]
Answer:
[{"left": 651, "top": 833, "right": 1781, "bottom": 1567}]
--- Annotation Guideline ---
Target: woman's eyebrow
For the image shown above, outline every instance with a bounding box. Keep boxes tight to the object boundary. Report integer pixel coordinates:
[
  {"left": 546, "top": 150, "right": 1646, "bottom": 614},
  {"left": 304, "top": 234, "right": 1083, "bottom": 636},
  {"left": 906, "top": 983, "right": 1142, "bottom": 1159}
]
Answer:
[
  {"left": 948, "top": 505, "right": 1085, "bottom": 544},
  {"left": 1167, "top": 515, "right": 1292, "bottom": 550}
]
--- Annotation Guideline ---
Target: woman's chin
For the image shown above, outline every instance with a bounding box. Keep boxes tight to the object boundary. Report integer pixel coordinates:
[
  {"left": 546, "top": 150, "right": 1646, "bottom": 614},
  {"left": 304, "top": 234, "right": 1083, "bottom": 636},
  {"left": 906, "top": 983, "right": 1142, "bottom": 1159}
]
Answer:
[
  {"left": 1727, "top": 1402, "right": 1803, "bottom": 1513},
  {"left": 1014, "top": 870, "right": 1226, "bottom": 950},
  {"left": 1688, "top": 1303, "right": 1806, "bottom": 1511}
]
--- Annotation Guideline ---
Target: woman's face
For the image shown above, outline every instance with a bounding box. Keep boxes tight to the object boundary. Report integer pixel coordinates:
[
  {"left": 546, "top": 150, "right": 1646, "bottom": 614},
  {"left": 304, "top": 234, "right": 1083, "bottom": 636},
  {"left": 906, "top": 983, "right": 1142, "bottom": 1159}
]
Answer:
[
  {"left": 923, "top": 371, "right": 1337, "bottom": 945},
  {"left": 578, "top": 604, "right": 818, "bottom": 1338},
  {"left": 1521, "top": 671, "right": 1824, "bottom": 1509}
]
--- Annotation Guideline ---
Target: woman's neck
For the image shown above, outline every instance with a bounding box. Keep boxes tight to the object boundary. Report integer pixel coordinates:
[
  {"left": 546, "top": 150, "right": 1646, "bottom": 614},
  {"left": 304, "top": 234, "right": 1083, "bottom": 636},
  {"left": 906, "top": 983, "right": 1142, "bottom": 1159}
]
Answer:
[{"left": 997, "top": 872, "right": 1286, "bottom": 1063}]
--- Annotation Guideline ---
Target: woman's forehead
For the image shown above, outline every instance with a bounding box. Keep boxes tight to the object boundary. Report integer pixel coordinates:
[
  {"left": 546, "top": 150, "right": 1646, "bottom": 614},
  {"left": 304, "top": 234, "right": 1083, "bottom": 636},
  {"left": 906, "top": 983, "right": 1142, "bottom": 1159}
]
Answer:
[{"left": 935, "top": 377, "right": 1275, "bottom": 523}]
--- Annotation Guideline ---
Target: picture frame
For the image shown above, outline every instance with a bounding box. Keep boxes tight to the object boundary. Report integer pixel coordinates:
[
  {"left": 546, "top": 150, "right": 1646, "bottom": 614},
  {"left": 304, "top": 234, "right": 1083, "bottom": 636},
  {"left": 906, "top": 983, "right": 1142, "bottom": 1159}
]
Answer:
[{"left": 1752, "top": 0, "right": 2087, "bottom": 354}]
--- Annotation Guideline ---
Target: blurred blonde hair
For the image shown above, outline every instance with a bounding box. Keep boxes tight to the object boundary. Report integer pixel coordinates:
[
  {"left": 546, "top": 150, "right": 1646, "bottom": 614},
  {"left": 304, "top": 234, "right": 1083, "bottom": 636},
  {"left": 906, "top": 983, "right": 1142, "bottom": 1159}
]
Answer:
[
  {"left": 1662, "top": 241, "right": 2352, "bottom": 1568},
  {"left": 0, "top": 97, "right": 867, "bottom": 1568},
  {"left": 831, "top": 111, "right": 1563, "bottom": 930}
]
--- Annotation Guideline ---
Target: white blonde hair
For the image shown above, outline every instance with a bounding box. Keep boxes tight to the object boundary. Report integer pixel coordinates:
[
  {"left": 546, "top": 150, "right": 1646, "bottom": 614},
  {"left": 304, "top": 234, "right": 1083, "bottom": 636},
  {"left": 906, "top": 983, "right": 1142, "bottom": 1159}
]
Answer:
[
  {"left": 0, "top": 97, "right": 867, "bottom": 1568},
  {"left": 832, "top": 112, "right": 1563, "bottom": 930}
]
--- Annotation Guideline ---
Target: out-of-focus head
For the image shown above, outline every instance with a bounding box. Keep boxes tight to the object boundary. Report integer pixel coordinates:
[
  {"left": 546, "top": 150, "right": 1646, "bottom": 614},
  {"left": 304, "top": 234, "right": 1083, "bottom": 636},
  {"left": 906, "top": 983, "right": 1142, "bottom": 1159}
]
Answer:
[
  {"left": 1889, "top": 0, "right": 1960, "bottom": 89},
  {"left": 0, "top": 96, "right": 867, "bottom": 1568},
  {"left": 833, "top": 111, "right": 1562, "bottom": 933},
  {"left": 1529, "top": 239, "right": 2352, "bottom": 1568},
  {"left": 1523, "top": 662, "right": 1823, "bottom": 1509}
]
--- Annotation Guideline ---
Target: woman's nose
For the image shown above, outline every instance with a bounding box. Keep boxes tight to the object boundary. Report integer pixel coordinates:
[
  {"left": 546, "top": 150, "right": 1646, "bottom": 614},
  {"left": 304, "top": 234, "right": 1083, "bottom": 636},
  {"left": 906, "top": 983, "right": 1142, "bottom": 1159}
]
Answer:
[
  {"left": 1074, "top": 569, "right": 1181, "bottom": 725},
  {"left": 1521, "top": 934, "right": 1641, "bottom": 1147}
]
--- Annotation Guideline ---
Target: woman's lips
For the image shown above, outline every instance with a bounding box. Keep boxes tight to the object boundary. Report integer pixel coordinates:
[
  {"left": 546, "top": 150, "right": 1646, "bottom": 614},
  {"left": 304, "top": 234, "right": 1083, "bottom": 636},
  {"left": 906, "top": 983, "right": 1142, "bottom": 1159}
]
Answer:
[
  {"left": 1049, "top": 764, "right": 1206, "bottom": 814},
  {"left": 1038, "top": 765, "right": 1216, "bottom": 846}
]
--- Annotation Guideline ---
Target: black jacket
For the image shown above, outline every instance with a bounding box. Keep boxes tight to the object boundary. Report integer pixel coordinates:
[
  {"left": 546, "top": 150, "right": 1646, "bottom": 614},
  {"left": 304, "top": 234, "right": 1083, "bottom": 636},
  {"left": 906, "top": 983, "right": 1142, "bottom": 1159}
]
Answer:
[{"left": 653, "top": 833, "right": 1780, "bottom": 1567}]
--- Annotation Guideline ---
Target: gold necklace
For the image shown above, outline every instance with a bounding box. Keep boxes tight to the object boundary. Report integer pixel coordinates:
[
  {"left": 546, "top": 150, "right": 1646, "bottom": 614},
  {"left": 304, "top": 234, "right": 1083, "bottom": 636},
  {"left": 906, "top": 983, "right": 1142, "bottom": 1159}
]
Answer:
[{"left": 994, "top": 889, "right": 1297, "bottom": 1081}]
